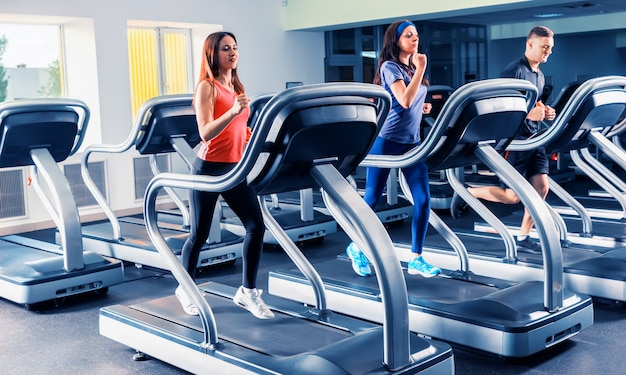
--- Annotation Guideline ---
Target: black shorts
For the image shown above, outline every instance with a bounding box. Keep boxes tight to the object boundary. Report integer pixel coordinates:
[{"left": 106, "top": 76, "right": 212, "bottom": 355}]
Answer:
[{"left": 499, "top": 146, "right": 549, "bottom": 187}]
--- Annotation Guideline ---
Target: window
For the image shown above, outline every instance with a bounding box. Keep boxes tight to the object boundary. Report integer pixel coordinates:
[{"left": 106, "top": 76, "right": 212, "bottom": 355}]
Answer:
[
  {"left": 325, "top": 23, "right": 487, "bottom": 88},
  {"left": 0, "top": 23, "right": 67, "bottom": 222},
  {"left": 325, "top": 27, "right": 378, "bottom": 83},
  {"left": 0, "top": 23, "right": 64, "bottom": 102},
  {"left": 127, "top": 27, "right": 193, "bottom": 118}
]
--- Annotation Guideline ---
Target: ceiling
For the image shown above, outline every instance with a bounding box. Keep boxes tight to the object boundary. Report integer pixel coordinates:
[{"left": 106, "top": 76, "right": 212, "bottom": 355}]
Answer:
[{"left": 427, "top": 1, "right": 626, "bottom": 26}]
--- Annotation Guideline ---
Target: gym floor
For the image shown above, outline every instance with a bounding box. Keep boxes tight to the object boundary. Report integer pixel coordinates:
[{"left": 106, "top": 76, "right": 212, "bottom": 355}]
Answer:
[{"left": 1, "top": 174, "right": 625, "bottom": 374}]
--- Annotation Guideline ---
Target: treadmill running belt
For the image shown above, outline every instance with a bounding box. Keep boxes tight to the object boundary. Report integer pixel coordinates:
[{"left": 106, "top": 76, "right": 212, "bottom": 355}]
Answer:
[
  {"left": 130, "top": 293, "right": 353, "bottom": 357},
  {"left": 567, "top": 248, "right": 626, "bottom": 279},
  {"left": 224, "top": 207, "right": 331, "bottom": 229},
  {"left": 274, "top": 256, "right": 590, "bottom": 330},
  {"left": 313, "top": 256, "right": 499, "bottom": 303},
  {"left": 81, "top": 221, "right": 193, "bottom": 253},
  {"left": 0, "top": 242, "right": 57, "bottom": 267}
]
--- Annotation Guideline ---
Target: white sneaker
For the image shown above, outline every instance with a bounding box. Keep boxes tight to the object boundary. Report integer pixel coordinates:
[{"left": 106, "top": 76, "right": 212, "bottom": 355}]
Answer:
[
  {"left": 175, "top": 286, "right": 199, "bottom": 316},
  {"left": 233, "top": 286, "right": 275, "bottom": 319}
]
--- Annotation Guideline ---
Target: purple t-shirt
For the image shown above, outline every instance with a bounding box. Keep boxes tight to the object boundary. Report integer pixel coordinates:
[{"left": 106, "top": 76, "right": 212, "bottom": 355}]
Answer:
[{"left": 379, "top": 60, "right": 428, "bottom": 144}]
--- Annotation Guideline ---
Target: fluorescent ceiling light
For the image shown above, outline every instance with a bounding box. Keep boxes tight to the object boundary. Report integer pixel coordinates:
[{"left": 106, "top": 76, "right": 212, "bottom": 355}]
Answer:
[{"left": 534, "top": 13, "right": 565, "bottom": 18}]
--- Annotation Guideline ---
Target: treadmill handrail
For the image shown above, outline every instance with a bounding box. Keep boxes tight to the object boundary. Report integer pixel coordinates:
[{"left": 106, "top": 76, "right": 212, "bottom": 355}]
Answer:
[
  {"left": 30, "top": 149, "right": 85, "bottom": 271},
  {"left": 573, "top": 147, "right": 626, "bottom": 218},
  {"left": 445, "top": 170, "right": 518, "bottom": 264},
  {"left": 547, "top": 175, "right": 594, "bottom": 236},
  {"left": 314, "top": 163, "right": 411, "bottom": 370},
  {"left": 507, "top": 75, "right": 626, "bottom": 152},
  {"left": 258, "top": 194, "right": 331, "bottom": 314},
  {"left": 148, "top": 152, "right": 190, "bottom": 228},
  {"left": 80, "top": 94, "right": 194, "bottom": 240},
  {"left": 475, "top": 144, "right": 565, "bottom": 311},
  {"left": 359, "top": 78, "right": 538, "bottom": 168},
  {"left": 399, "top": 171, "right": 475, "bottom": 270},
  {"left": 588, "top": 130, "right": 626, "bottom": 189}
]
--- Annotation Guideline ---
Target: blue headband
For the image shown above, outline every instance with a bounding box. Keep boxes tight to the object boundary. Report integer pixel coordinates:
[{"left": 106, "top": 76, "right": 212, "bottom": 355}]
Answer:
[{"left": 396, "top": 21, "right": 415, "bottom": 39}]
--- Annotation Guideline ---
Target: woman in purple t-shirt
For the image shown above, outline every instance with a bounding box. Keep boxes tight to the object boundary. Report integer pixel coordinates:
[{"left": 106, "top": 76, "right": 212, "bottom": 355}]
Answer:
[{"left": 345, "top": 20, "right": 441, "bottom": 278}]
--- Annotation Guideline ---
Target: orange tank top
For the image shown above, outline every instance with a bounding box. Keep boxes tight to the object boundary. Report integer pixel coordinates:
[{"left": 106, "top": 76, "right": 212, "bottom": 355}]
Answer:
[{"left": 196, "top": 80, "right": 250, "bottom": 163}]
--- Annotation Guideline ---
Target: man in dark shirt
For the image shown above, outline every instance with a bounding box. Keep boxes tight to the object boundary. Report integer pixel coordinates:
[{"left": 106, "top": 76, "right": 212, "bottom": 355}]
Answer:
[{"left": 451, "top": 26, "right": 556, "bottom": 253}]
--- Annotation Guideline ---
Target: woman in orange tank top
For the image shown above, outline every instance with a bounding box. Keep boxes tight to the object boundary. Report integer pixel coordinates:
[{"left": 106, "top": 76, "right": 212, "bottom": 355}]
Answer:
[{"left": 175, "top": 31, "right": 274, "bottom": 320}]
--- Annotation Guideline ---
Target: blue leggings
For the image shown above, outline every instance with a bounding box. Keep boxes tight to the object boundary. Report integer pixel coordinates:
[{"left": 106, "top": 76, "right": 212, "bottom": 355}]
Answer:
[
  {"left": 363, "top": 137, "right": 430, "bottom": 254},
  {"left": 181, "top": 159, "right": 265, "bottom": 288}
]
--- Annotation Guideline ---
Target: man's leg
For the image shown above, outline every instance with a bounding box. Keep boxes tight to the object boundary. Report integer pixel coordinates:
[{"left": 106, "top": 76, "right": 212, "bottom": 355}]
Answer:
[
  {"left": 519, "top": 172, "right": 549, "bottom": 235},
  {"left": 470, "top": 185, "right": 519, "bottom": 204},
  {"left": 450, "top": 184, "right": 519, "bottom": 219},
  {"left": 517, "top": 173, "right": 549, "bottom": 252}
]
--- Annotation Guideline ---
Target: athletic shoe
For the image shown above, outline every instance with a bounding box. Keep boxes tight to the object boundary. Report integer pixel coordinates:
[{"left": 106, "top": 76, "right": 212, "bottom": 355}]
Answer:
[
  {"left": 450, "top": 187, "right": 470, "bottom": 219},
  {"left": 346, "top": 242, "right": 372, "bottom": 277},
  {"left": 175, "top": 285, "right": 199, "bottom": 316},
  {"left": 516, "top": 237, "right": 542, "bottom": 253},
  {"left": 234, "top": 286, "right": 275, "bottom": 319},
  {"left": 407, "top": 256, "right": 441, "bottom": 277}
]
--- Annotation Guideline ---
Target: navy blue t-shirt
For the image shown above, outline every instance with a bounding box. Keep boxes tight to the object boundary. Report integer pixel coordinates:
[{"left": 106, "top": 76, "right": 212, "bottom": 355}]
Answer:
[{"left": 500, "top": 56, "right": 545, "bottom": 139}]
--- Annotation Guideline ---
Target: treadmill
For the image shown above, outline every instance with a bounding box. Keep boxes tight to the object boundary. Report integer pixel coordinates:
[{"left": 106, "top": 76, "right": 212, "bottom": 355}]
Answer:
[
  {"left": 99, "top": 83, "right": 454, "bottom": 374},
  {"left": 473, "top": 78, "right": 626, "bottom": 242},
  {"left": 454, "top": 76, "right": 626, "bottom": 301},
  {"left": 477, "top": 77, "right": 626, "bottom": 241},
  {"left": 220, "top": 93, "right": 338, "bottom": 245},
  {"left": 268, "top": 78, "right": 594, "bottom": 357},
  {"left": 77, "top": 95, "right": 243, "bottom": 271},
  {"left": 0, "top": 99, "right": 123, "bottom": 307}
]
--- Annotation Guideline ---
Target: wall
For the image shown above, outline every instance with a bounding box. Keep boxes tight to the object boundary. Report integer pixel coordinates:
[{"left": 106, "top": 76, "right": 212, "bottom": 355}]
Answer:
[{"left": 283, "top": 0, "right": 533, "bottom": 30}]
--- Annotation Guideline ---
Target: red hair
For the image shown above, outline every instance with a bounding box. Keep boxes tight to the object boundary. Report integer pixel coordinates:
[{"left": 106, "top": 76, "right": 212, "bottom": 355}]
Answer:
[{"left": 196, "top": 31, "right": 245, "bottom": 94}]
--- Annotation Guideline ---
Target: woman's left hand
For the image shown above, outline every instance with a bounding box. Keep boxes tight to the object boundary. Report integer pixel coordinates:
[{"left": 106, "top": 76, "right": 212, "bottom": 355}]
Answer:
[
  {"left": 423, "top": 102, "right": 432, "bottom": 115},
  {"left": 231, "top": 94, "right": 251, "bottom": 116},
  {"left": 412, "top": 53, "right": 427, "bottom": 70}
]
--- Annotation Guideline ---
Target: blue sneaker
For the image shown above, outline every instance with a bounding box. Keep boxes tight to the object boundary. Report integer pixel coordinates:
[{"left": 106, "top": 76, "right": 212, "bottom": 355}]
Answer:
[
  {"left": 346, "top": 242, "right": 371, "bottom": 277},
  {"left": 407, "top": 256, "right": 441, "bottom": 277}
]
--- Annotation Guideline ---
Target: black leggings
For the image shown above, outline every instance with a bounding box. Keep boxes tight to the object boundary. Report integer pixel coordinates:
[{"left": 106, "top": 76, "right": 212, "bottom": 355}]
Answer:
[{"left": 181, "top": 159, "right": 265, "bottom": 289}]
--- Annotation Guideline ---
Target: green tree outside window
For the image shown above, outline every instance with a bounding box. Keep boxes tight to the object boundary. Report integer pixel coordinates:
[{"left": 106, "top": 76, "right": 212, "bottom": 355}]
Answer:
[
  {"left": 37, "top": 59, "right": 61, "bottom": 98},
  {"left": 0, "top": 36, "right": 8, "bottom": 102}
]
